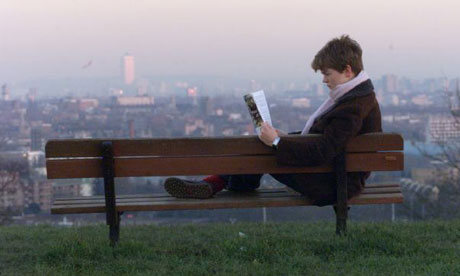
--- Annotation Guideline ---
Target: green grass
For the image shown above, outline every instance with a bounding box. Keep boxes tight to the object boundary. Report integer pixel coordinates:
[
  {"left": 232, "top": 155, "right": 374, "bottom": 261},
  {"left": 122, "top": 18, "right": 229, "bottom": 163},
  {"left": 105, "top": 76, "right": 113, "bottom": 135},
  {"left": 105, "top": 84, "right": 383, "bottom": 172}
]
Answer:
[{"left": 1, "top": 220, "right": 459, "bottom": 275}]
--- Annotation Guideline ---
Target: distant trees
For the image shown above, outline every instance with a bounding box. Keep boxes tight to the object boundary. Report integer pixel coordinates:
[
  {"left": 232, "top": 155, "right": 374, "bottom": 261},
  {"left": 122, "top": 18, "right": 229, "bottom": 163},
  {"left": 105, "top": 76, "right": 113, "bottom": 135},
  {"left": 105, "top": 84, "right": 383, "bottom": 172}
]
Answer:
[
  {"left": 0, "top": 132, "right": 28, "bottom": 225},
  {"left": 0, "top": 159, "right": 23, "bottom": 224},
  {"left": 416, "top": 80, "right": 460, "bottom": 218}
]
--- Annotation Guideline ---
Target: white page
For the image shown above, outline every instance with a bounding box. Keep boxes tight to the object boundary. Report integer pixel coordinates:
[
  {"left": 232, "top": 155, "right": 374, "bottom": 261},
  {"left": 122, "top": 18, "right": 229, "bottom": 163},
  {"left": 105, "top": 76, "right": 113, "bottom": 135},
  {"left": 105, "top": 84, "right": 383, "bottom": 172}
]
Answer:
[
  {"left": 252, "top": 90, "right": 272, "bottom": 126},
  {"left": 245, "top": 90, "right": 272, "bottom": 134}
]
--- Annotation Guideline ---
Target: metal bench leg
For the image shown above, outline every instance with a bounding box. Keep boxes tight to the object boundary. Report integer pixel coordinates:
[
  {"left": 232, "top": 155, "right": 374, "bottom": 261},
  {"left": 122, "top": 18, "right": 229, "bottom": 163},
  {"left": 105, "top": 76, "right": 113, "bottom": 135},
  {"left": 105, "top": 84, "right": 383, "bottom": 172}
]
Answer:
[
  {"left": 334, "top": 152, "right": 348, "bottom": 235},
  {"left": 333, "top": 205, "right": 350, "bottom": 235},
  {"left": 102, "top": 141, "right": 120, "bottom": 246},
  {"left": 109, "top": 212, "right": 121, "bottom": 246}
]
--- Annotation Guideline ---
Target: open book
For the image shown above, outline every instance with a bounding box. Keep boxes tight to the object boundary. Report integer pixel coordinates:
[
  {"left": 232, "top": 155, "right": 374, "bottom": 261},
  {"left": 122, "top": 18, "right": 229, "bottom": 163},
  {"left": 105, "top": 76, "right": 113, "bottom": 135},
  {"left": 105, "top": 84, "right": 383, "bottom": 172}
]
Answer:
[{"left": 243, "top": 90, "right": 272, "bottom": 135}]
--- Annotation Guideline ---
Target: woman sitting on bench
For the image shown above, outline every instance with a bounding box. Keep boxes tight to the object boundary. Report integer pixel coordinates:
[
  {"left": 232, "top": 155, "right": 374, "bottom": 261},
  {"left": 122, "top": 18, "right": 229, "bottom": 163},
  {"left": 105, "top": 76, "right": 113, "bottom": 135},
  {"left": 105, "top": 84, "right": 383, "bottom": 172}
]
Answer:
[{"left": 164, "top": 35, "right": 382, "bottom": 206}]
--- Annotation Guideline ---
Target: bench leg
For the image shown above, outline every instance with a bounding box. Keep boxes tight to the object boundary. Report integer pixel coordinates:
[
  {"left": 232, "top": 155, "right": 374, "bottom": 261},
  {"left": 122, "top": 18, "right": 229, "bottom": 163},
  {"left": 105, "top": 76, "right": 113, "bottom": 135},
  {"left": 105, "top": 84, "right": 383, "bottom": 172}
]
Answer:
[
  {"left": 102, "top": 141, "right": 120, "bottom": 246},
  {"left": 109, "top": 212, "right": 121, "bottom": 247},
  {"left": 334, "top": 152, "right": 348, "bottom": 236},
  {"left": 333, "top": 205, "right": 350, "bottom": 235}
]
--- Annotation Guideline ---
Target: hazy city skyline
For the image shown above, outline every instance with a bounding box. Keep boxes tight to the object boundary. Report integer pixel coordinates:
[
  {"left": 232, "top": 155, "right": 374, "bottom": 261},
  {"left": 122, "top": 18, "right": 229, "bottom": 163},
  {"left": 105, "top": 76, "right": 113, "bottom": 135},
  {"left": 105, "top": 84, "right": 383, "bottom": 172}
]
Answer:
[{"left": 1, "top": 0, "right": 460, "bottom": 84}]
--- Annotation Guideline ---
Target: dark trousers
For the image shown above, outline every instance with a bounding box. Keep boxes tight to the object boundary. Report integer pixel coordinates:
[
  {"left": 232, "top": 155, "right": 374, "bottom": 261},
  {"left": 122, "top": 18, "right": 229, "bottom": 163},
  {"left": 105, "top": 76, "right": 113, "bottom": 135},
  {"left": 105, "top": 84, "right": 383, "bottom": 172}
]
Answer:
[
  {"left": 219, "top": 173, "right": 348, "bottom": 207},
  {"left": 219, "top": 174, "right": 279, "bottom": 192},
  {"left": 220, "top": 173, "right": 334, "bottom": 193}
]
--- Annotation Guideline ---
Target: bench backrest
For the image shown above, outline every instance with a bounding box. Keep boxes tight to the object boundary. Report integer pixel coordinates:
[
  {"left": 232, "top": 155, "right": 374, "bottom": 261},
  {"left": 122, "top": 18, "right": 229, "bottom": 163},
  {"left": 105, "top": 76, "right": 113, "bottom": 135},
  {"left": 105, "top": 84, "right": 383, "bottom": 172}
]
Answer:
[{"left": 45, "top": 133, "right": 404, "bottom": 179}]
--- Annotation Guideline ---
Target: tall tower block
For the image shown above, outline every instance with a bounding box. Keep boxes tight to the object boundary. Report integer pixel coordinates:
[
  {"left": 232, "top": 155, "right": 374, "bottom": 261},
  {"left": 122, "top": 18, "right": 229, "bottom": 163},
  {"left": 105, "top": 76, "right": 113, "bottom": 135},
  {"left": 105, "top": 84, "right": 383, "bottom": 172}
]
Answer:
[
  {"left": 2, "top": 84, "right": 10, "bottom": 101},
  {"left": 122, "top": 54, "right": 135, "bottom": 85}
]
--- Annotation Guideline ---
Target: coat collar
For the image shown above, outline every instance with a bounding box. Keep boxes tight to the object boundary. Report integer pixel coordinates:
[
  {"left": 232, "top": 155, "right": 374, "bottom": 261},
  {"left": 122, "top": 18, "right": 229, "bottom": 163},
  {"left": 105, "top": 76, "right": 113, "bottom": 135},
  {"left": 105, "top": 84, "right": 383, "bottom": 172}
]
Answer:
[
  {"left": 336, "top": 79, "right": 374, "bottom": 104},
  {"left": 310, "top": 79, "right": 375, "bottom": 129}
]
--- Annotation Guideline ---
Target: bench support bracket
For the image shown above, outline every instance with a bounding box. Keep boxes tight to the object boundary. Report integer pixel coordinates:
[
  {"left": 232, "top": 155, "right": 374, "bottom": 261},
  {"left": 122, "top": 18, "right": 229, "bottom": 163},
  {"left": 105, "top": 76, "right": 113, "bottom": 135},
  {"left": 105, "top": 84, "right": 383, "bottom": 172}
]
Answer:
[
  {"left": 102, "top": 141, "right": 120, "bottom": 246},
  {"left": 335, "top": 152, "right": 348, "bottom": 235}
]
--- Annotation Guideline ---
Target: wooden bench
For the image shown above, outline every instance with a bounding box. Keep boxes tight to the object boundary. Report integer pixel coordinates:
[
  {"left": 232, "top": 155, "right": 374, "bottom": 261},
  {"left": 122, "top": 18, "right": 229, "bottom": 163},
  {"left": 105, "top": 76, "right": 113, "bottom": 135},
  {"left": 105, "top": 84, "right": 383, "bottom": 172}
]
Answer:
[{"left": 45, "top": 133, "right": 404, "bottom": 246}]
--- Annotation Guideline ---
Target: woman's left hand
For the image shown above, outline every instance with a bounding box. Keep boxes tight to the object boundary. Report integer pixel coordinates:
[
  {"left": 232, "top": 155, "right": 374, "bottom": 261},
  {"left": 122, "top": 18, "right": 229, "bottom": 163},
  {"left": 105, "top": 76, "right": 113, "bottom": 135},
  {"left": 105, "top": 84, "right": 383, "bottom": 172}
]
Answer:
[{"left": 259, "top": 122, "right": 279, "bottom": 147}]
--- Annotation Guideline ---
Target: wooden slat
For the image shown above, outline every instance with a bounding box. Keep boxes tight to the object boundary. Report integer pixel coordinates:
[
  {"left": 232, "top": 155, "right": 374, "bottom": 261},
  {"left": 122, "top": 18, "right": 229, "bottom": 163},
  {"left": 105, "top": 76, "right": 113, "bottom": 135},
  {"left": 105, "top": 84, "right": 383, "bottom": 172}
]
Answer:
[
  {"left": 364, "top": 183, "right": 400, "bottom": 188},
  {"left": 51, "top": 190, "right": 404, "bottom": 214},
  {"left": 46, "top": 152, "right": 403, "bottom": 179},
  {"left": 45, "top": 133, "right": 403, "bottom": 158},
  {"left": 52, "top": 186, "right": 402, "bottom": 206},
  {"left": 53, "top": 190, "right": 402, "bottom": 207},
  {"left": 53, "top": 183, "right": 401, "bottom": 201},
  {"left": 360, "top": 186, "right": 400, "bottom": 194}
]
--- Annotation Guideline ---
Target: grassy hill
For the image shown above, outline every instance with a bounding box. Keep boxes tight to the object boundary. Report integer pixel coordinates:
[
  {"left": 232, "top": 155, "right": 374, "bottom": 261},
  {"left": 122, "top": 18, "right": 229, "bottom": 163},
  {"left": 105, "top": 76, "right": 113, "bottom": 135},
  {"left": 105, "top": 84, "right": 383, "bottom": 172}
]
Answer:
[{"left": 1, "top": 220, "right": 459, "bottom": 275}]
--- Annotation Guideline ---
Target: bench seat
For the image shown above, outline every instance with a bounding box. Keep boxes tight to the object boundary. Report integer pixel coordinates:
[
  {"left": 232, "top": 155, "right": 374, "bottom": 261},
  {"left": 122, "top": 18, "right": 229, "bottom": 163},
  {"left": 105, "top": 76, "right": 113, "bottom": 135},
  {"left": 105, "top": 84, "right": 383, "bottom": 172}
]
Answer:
[{"left": 52, "top": 183, "right": 403, "bottom": 214}]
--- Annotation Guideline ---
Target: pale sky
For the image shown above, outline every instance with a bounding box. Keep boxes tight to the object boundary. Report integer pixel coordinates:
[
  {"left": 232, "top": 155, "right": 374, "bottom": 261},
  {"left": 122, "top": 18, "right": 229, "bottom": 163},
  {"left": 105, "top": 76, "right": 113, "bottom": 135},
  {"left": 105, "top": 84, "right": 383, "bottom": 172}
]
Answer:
[{"left": 1, "top": 0, "right": 459, "bottom": 82}]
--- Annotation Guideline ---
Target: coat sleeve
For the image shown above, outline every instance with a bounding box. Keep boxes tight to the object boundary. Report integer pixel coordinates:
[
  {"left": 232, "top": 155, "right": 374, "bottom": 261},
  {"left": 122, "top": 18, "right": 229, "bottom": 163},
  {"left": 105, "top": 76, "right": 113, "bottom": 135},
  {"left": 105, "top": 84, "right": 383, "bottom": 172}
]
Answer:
[{"left": 275, "top": 103, "right": 363, "bottom": 166}]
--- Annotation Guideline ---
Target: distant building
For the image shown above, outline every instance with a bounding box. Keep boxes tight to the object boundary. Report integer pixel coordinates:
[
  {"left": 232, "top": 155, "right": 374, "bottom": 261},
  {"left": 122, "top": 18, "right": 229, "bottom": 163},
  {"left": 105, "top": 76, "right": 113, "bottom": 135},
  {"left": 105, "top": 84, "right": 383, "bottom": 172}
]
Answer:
[
  {"left": 427, "top": 115, "right": 460, "bottom": 142},
  {"left": 25, "top": 88, "right": 40, "bottom": 121},
  {"left": 184, "top": 119, "right": 213, "bottom": 136},
  {"left": 110, "top": 88, "right": 124, "bottom": 96},
  {"left": 34, "top": 180, "right": 53, "bottom": 212},
  {"left": 216, "top": 109, "right": 224, "bottom": 116},
  {"left": 21, "top": 179, "right": 53, "bottom": 213},
  {"left": 186, "top": 87, "right": 198, "bottom": 105},
  {"left": 228, "top": 113, "right": 242, "bottom": 121},
  {"left": 382, "top": 74, "right": 398, "bottom": 93},
  {"left": 186, "top": 87, "right": 198, "bottom": 97},
  {"left": 52, "top": 181, "right": 81, "bottom": 198},
  {"left": 30, "top": 128, "right": 42, "bottom": 151},
  {"left": 0, "top": 152, "right": 51, "bottom": 213},
  {"left": 312, "top": 83, "right": 324, "bottom": 96},
  {"left": 122, "top": 54, "right": 135, "bottom": 85},
  {"left": 0, "top": 172, "right": 22, "bottom": 212},
  {"left": 250, "top": 80, "right": 261, "bottom": 91},
  {"left": 2, "top": 84, "right": 10, "bottom": 101},
  {"left": 115, "top": 96, "right": 154, "bottom": 106},
  {"left": 78, "top": 98, "right": 99, "bottom": 111},
  {"left": 448, "top": 79, "right": 460, "bottom": 112},
  {"left": 292, "top": 98, "right": 311, "bottom": 108},
  {"left": 411, "top": 95, "right": 433, "bottom": 106},
  {"left": 199, "top": 96, "right": 213, "bottom": 116},
  {"left": 27, "top": 88, "right": 37, "bottom": 102}
]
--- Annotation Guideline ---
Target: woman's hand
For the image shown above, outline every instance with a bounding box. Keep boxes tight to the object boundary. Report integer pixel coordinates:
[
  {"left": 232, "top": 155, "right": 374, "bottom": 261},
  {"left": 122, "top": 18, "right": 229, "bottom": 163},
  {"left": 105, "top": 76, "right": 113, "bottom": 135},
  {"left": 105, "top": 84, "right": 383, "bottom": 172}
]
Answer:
[{"left": 259, "top": 122, "right": 279, "bottom": 146}]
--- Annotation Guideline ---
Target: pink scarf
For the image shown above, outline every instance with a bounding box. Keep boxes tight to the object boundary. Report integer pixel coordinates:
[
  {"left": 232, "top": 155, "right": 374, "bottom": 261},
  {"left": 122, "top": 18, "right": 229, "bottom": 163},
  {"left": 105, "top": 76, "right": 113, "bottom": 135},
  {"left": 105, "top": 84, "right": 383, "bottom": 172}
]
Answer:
[{"left": 301, "top": 71, "right": 369, "bottom": 135}]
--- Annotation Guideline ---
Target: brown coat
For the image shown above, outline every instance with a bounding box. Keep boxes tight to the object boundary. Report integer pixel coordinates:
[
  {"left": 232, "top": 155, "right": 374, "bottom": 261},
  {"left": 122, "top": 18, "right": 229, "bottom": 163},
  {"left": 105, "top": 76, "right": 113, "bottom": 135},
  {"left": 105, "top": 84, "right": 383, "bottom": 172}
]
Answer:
[{"left": 275, "top": 79, "right": 382, "bottom": 206}]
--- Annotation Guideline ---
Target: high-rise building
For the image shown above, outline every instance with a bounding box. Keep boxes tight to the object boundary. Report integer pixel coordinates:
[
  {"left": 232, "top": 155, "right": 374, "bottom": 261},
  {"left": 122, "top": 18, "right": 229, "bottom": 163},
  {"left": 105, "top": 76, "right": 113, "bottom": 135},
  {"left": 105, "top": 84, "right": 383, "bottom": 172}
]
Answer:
[
  {"left": 31, "top": 128, "right": 43, "bottom": 151},
  {"left": 122, "top": 54, "right": 135, "bottom": 85},
  {"left": 382, "top": 74, "right": 398, "bottom": 93},
  {"left": 199, "top": 96, "right": 213, "bottom": 116},
  {"left": 2, "top": 83, "right": 10, "bottom": 101}
]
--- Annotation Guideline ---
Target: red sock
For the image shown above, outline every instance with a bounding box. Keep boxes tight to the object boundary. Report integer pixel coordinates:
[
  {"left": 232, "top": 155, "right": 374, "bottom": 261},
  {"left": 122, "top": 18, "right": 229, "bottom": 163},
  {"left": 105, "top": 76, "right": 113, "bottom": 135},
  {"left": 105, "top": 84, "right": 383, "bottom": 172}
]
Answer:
[{"left": 203, "top": 175, "right": 226, "bottom": 194}]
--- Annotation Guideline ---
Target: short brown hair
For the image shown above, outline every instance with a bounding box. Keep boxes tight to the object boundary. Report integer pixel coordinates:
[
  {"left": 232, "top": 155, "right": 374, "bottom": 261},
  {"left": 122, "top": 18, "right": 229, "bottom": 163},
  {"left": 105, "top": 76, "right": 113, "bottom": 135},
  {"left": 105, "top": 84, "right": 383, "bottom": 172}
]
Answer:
[{"left": 311, "top": 35, "right": 363, "bottom": 74}]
